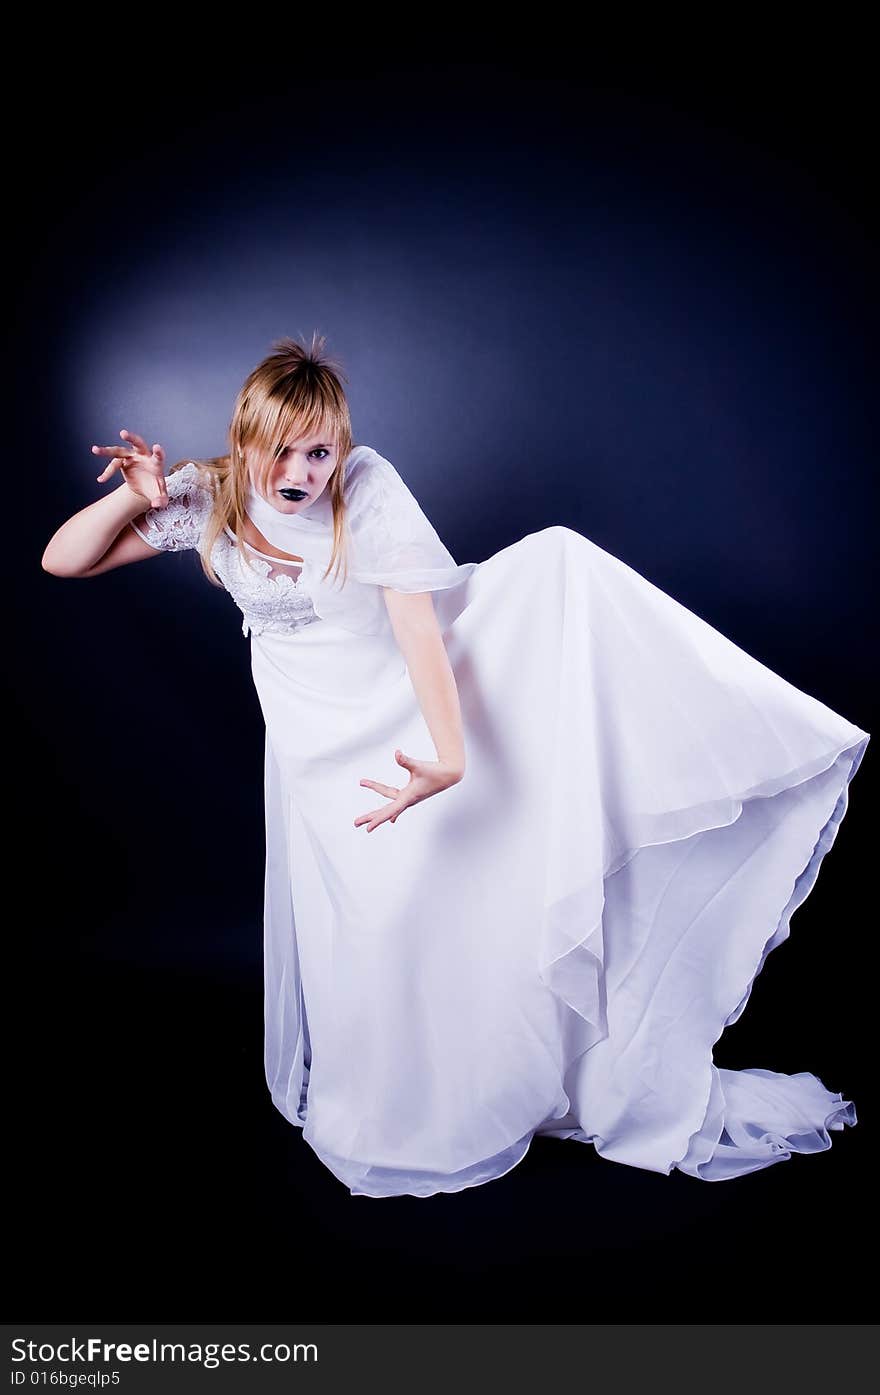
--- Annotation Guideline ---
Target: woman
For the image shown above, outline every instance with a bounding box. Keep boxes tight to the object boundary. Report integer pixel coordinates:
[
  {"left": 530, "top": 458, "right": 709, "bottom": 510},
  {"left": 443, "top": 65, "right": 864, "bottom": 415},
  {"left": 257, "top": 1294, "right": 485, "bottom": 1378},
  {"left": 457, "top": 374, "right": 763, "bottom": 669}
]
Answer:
[{"left": 42, "top": 334, "right": 870, "bottom": 1198}]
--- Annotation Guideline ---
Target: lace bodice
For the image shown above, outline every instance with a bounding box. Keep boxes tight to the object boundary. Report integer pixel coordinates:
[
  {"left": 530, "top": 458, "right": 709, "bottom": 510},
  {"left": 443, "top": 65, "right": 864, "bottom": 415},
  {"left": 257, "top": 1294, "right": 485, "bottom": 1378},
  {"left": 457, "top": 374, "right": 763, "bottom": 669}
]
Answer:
[
  {"left": 129, "top": 462, "right": 321, "bottom": 638},
  {"left": 129, "top": 448, "right": 478, "bottom": 640}
]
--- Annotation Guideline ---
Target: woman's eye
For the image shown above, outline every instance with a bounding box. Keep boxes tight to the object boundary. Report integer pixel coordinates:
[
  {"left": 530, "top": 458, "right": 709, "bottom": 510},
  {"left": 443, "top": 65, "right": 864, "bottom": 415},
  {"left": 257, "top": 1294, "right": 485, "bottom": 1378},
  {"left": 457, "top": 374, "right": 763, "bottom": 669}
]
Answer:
[{"left": 277, "top": 446, "right": 331, "bottom": 461}]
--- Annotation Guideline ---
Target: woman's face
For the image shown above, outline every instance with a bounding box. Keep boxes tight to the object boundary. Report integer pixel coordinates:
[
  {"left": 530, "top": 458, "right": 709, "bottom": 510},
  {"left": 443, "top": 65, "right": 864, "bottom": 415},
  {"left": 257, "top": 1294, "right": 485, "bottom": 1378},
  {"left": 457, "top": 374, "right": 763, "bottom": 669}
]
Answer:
[{"left": 247, "top": 433, "right": 339, "bottom": 513}]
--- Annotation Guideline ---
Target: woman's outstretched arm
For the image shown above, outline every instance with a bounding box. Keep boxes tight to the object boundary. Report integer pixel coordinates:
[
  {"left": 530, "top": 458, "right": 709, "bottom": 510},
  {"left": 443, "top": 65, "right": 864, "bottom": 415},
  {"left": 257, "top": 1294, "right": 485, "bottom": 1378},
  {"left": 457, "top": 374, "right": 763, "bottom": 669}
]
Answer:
[{"left": 42, "top": 480, "right": 161, "bottom": 577}]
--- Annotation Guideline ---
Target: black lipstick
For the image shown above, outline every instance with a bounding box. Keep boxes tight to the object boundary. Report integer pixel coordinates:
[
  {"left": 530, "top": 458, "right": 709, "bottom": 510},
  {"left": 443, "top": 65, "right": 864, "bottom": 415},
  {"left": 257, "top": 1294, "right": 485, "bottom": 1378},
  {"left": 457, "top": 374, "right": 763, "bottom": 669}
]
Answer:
[{"left": 278, "top": 488, "right": 308, "bottom": 501}]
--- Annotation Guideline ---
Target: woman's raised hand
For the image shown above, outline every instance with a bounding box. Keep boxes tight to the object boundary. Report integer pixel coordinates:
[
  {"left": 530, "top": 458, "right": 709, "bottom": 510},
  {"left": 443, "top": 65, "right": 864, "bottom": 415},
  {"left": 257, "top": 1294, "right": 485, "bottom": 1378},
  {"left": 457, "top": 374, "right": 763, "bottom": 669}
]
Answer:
[{"left": 91, "top": 429, "right": 168, "bottom": 508}]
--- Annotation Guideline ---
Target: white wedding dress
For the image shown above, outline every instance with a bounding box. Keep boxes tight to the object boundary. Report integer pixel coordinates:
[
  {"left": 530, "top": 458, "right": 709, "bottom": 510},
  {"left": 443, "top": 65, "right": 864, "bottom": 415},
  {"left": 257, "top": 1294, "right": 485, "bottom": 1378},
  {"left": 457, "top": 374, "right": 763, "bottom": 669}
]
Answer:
[{"left": 131, "top": 446, "right": 870, "bottom": 1197}]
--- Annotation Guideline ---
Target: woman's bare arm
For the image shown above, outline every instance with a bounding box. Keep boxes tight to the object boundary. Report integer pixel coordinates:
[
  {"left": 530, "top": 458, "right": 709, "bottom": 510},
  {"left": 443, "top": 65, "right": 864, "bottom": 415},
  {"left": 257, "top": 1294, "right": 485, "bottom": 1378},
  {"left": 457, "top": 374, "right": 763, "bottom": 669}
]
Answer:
[
  {"left": 382, "top": 588, "right": 465, "bottom": 775},
  {"left": 42, "top": 480, "right": 161, "bottom": 577}
]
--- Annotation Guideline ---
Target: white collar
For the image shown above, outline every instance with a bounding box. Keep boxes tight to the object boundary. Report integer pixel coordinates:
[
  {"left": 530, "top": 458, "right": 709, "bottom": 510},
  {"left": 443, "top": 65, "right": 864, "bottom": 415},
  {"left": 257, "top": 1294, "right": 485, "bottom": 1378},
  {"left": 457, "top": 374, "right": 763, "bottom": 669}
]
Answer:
[
  {"left": 245, "top": 481, "right": 333, "bottom": 552},
  {"left": 243, "top": 447, "right": 368, "bottom": 553}
]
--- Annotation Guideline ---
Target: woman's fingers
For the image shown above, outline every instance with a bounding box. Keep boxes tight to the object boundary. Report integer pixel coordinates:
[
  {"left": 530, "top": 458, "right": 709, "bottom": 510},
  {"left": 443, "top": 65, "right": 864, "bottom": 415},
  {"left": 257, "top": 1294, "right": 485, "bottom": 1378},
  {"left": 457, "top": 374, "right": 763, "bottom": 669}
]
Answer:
[
  {"left": 355, "top": 767, "right": 417, "bottom": 827},
  {"left": 359, "top": 778, "right": 400, "bottom": 798},
  {"left": 92, "top": 430, "right": 165, "bottom": 488},
  {"left": 91, "top": 430, "right": 161, "bottom": 463},
  {"left": 355, "top": 776, "right": 403, "bottom": 830},
  {"left": 120, "top": 428, "right": 150, "bottom": 454},
  {"left": 93, "top": 443, "right": 137, "bottom": 486},
  {"left": 147, "top": 479, "right": 168, "bottom": 507},
  {"left": 354, "top": 787, "right": 408, "bottom": 830},
  {"left": 356, "top": 800, "right": 405, "bottom": 832},
  {"left": 95, "top": 455, "right": 126, "bottom": 481}
]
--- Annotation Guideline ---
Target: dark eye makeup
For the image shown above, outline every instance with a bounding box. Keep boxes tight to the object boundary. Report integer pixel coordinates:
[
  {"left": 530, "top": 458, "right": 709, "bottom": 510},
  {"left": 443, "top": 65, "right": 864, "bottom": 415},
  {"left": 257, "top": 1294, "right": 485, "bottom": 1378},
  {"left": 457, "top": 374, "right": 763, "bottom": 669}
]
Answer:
[{"left": 277, "top": 445, "right": 333, "bottom": 461}]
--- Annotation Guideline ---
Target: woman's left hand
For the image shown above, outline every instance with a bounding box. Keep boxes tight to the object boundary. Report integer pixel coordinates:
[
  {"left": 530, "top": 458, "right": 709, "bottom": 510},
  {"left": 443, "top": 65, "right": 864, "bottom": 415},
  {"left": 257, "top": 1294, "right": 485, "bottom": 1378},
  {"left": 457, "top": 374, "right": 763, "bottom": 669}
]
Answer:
[{"left": 355, "top": 749, "right": 464, "bottom": 832}]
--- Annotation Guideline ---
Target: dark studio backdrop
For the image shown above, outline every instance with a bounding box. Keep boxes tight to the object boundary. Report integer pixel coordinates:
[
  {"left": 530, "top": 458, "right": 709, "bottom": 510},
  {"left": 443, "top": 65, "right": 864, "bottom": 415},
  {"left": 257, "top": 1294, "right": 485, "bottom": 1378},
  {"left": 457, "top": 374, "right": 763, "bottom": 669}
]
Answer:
[{"left": 7, "top": 37, "right": 877, "bottom": 1323}]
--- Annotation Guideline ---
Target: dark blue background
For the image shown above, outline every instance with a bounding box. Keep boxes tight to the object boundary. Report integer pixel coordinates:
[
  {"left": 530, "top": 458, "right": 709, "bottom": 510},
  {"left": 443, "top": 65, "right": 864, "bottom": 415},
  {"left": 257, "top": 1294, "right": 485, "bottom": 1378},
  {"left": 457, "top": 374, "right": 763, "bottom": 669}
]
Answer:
[{"left": 12, "top": 40, "right": 877, "bottom": 1322}]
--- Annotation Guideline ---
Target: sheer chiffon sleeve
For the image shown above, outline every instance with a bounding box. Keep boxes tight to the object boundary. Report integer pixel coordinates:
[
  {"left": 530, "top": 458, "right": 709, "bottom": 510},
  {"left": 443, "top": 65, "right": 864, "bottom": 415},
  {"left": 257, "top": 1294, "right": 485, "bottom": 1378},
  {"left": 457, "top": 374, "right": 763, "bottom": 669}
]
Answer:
[
  {"left": 344, "top": 449, "right": 477, "bottom": 594},
  {"left": 301, "top": 448, "right": 478, "bottom": 637}
]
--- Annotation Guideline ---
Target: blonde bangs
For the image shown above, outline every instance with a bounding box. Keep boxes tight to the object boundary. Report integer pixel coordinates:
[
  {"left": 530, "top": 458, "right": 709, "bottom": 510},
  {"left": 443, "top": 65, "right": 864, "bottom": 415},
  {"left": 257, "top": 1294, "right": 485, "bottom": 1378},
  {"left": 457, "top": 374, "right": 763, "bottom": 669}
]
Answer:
[{"left": 253, "top": 393, "right": 348, "bottom": 501}]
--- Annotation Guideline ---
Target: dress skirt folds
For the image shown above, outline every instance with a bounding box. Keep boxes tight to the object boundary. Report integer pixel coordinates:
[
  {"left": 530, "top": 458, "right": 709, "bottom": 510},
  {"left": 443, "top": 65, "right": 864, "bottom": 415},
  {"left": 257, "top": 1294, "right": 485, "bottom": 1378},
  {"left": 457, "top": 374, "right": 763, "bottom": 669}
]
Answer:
[{"left": 250, "top": 524, "right": 869, "bottom": 1198}]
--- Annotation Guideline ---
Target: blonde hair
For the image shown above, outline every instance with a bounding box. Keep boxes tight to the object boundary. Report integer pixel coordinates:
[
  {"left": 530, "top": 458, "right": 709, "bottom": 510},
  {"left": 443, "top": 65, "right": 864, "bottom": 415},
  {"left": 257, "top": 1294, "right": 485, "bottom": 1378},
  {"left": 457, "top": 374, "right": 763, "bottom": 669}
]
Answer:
[{"left": 167, "top": 331, "right": 354, "bottom": 589}]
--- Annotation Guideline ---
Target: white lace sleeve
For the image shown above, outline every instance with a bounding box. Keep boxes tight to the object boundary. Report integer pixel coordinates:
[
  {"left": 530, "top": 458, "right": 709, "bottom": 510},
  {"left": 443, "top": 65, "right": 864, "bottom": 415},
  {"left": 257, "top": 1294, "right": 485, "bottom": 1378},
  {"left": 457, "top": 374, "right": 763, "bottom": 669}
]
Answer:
[
  {"left": 130, "top": 461, "right": 213, "bottom": 552},
  {"left": 344, "top": 448, "right": 477, "bottom": 593}
]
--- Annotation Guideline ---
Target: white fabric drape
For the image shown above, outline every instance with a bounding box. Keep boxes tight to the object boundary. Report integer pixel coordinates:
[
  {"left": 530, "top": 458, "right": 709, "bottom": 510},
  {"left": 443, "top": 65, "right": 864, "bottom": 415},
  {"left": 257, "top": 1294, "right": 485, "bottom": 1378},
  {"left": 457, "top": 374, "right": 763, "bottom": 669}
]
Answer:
[{"left": 250, "top": 492, "right": 869, "bottom": 1197}]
